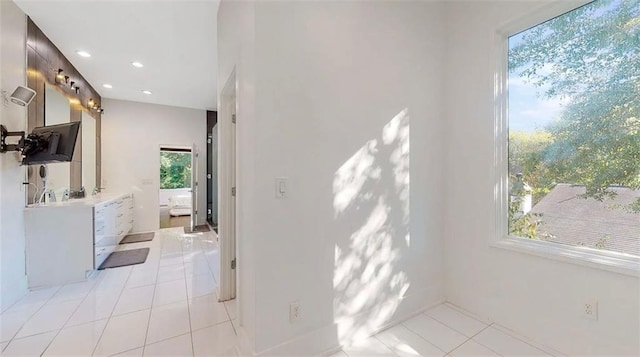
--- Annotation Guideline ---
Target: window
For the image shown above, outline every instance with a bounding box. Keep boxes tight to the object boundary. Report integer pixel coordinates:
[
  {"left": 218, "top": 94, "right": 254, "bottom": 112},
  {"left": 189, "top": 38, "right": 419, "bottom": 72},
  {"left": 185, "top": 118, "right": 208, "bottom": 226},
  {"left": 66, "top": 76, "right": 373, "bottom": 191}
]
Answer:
[
  {"left": 503, "top": 0, "right": 639, "bottom": 260},
  {"left": 160, "top": 150, "right": 192, "bottom": 189}
]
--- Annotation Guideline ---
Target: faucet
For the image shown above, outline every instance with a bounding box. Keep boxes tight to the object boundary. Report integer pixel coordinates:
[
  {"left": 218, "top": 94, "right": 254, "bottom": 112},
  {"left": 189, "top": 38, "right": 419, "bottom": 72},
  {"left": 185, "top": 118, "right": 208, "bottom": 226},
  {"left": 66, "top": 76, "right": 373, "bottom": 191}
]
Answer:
[{"left": 92, "top": 187, "right": 100, "bottom": 196}]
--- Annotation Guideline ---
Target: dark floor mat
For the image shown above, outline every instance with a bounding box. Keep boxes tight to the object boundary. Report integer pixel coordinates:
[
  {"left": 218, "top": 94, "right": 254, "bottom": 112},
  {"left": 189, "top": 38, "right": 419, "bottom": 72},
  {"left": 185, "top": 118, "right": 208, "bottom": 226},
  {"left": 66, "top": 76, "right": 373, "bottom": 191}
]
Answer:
[
  {"left": 98, "top": 248, "right": 150, "bottom": 270},
  {"left": 186, "top": 224, "right": 211, "bottom": 233},
  {"left": 119, "top": 232, "right": 155, "bottom": 244}
]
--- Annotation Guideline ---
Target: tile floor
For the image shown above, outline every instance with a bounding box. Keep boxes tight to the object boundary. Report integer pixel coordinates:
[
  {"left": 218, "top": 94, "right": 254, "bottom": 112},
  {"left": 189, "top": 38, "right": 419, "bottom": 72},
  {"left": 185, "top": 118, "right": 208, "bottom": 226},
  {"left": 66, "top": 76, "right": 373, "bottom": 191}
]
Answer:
[
  {"left": 1, "top": 227, "right": 562, "bottom": 357},
  {"left": 329, "top": 303, "right": 563, "bottom": 357},
  {"left": 1, "top": 227, "right": 238, "bottom": 357}
]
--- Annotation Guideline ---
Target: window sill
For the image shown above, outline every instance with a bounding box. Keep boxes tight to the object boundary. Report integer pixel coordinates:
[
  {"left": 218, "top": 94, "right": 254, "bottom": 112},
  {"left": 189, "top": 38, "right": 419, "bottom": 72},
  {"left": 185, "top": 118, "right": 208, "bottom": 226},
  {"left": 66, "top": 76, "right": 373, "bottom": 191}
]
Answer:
[{"left": 491, "top": 236, "right": 640, "bottom": 277}]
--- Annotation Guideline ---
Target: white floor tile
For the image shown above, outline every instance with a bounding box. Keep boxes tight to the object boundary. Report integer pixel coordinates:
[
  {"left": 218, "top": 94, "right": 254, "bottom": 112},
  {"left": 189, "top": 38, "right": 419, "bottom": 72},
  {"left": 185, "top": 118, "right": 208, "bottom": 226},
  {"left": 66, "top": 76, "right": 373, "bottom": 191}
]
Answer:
[
  {"left": 15, "top": 298, "right": 83, "bottom": 338},
  {"left": 183, "top": 252, "right": 207, "bottom": 265},
  {"left": 1, "top": 301, "right": 43, "bottom": 324},
  {"left": 189, "top": 294, "right": 229, "bottom": 331},
  {"left": 192, "top": 321, "right": 238, "bottom": 356},
  {"left": 159, "top": 254, "right": 183, "bottom": 267},
  {"left": 66, "top": 289, "right": 121, "bottom": 327},
  {"left": 10, "top": 286, "right": 60, "bottom": 306},
  {"left": 492, "top": 325, "right": 566, "bottom": 357},
  {"left": 184, "top": 260, "right": 212, "bottom": 277},
  {"left": 94, "top": 268, "right": 132, "bottom": 292},
  {"left": 146, "top": 300, "right": 191, "bottom": 345},
  {"left": 157, "top": 264, "right": 186, "bottom": 283},
  {"left": 126, "top": 268, "right": 159, "bottom": 289},
  {"left": 1, "top": 309, "right": 33, "bottom": 342},
  {"left": 2, "top": 331, "right": 57, "bottom": 356},
  {"left": 449, "top": 339, "right": 500, "bottom": 357},
  {"left": 403, "top": 314, "right": 467, "bottom": 353},
  {"left": 153, "top": 280, "right": 187, "bottom": 307},
  {"left": 2, "top": 286, "right": 59, "bottom": 317},
  {"left": 112, "top": 347, "right": 144, "bottom": 356},
  {"left": 425, "top": 304, "right": 488, "bottom": 337},
  {"left": 48, "top": 281, "right": 96, "bottom": 304},
  {"left": 224, "top": 299, "right": 237, "bottom": 320},
  {"left": 114, "top": 285, "right": 155, "bottom": 316},
  {"left": 473, "top": 326, "right": 550, "bottom": 356},
  {"left": 43, "top": 318, "right": 107, "bottom": 356},
  {"left": 186, "top": 274, "right": 217, "bottom": 299},
  {"left": 342, "top": 336, "right": 396, "bottom": 356},
  {"left": 93, "top": 309, "right": 151, "bottom": 357},
  {"left": 376, "top": 324, "right": 446, "bottom": 357},
  {"left": 143, "top": 333, "right": 193, "bottom": 356}
]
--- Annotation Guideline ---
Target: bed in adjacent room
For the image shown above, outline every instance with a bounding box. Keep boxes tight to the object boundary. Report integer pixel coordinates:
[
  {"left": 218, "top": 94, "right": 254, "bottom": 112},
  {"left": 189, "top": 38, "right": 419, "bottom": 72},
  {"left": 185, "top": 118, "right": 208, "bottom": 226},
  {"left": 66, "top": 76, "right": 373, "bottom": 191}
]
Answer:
[{"left": 168, "top": 193, "right": 191, "bottom": 216}]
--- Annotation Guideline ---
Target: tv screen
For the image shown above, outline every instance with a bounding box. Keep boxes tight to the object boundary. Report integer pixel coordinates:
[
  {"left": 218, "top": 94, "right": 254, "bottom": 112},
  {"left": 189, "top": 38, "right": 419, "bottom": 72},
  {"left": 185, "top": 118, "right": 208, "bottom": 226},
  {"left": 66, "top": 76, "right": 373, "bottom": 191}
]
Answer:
[{"left": 23, "top": 122, "right": 80, "bottom": 165}]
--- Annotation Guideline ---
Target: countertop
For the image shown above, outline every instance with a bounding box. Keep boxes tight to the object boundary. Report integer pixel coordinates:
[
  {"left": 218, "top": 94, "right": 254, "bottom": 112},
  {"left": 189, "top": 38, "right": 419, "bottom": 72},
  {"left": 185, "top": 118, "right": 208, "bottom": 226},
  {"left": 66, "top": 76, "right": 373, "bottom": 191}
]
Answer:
[{"left": 25, "top": 193, "right": 132, "bottom": 209}]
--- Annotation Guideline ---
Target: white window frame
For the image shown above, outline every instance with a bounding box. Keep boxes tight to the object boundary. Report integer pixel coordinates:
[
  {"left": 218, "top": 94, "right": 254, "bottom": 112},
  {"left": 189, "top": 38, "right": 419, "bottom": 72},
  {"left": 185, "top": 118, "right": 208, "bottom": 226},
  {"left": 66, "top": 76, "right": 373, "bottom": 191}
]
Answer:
[{"left": 492, "top": 0, "right": 640, "bottom": 277}]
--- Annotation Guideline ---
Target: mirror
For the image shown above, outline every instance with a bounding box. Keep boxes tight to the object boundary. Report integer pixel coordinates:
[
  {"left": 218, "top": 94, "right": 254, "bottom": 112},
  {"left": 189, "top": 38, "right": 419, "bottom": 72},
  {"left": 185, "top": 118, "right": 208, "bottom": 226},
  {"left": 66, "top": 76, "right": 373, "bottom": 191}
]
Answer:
[
  {"left": 82, "top": 111, "right": 96, "bottom": 192},
  {"left": 43, "top": 83, "right": 71, "bottom": 201}
]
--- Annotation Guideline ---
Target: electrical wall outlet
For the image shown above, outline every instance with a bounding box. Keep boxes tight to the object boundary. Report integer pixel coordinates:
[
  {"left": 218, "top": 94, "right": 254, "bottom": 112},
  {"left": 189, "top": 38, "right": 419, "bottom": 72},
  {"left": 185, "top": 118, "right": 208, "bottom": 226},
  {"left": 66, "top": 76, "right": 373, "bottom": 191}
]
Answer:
[
  {"left": 289, "top": 301, "right": 300, "bottom": 323},
  {"left": 584, "top": 300, "right": 598, "bottom": 320}
]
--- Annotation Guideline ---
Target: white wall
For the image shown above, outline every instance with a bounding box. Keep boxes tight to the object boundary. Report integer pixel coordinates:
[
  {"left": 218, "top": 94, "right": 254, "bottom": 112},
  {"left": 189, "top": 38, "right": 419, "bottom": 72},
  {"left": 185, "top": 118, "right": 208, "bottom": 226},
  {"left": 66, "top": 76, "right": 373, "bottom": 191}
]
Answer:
[
  {"left": 442, "top": 1, "right": 640, "bottom": 356},
  {"left": 0, "top": 0, "right": 28, "bottom": 310},
  {"left": 101, "top": 99, "right": 207, "bottom": 232},
  {"left": 219, "top": 1, "right": 446, "bottom": 354},
  {"left": 218, "top": 0, "right": 257, "bottom": 350}
]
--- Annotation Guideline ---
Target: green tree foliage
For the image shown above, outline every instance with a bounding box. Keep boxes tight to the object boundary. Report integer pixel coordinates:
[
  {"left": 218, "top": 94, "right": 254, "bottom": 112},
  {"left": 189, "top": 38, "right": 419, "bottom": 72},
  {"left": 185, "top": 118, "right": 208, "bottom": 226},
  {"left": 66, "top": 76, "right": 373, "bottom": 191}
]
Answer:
[
  {"left": 509, "top": 0, "right": 640, "bottom": 211},
  {"left": 509, "top": 130, "right": 554, "bottom": 203},
  {"left": 160, "top": 152, "right": 191, "bottom": 189}
]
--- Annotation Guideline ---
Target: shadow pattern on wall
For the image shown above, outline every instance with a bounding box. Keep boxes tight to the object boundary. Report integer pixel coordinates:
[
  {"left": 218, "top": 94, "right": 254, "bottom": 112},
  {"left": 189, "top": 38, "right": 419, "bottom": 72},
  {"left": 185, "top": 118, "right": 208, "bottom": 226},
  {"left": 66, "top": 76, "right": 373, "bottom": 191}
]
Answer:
[{"left": 333, "top": 109, "right": 410, "bottom": 343}]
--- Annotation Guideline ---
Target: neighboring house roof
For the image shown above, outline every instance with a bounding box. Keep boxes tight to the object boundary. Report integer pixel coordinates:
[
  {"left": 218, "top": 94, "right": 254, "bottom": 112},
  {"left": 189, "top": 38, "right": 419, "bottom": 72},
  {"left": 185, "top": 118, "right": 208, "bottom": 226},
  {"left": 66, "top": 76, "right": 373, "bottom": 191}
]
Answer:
[{"left": 530, "top": 184, "right": 640, "bottom": 256}]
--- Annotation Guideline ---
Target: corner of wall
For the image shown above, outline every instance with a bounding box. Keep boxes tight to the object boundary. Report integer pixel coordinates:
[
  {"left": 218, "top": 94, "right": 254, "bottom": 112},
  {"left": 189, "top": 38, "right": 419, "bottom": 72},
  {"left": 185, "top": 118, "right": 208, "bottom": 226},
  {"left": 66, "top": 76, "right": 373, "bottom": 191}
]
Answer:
[{"left": 0, "top": 0, "right": 29, "bottom": 310}]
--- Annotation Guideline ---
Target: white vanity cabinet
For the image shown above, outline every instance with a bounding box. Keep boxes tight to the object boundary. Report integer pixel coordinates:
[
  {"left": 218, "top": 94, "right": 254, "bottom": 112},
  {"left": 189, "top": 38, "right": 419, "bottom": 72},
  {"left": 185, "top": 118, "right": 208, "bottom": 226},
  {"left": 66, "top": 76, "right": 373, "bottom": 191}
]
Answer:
[{"left": 24, "top": 193, "right": 134, "bottom": 288}]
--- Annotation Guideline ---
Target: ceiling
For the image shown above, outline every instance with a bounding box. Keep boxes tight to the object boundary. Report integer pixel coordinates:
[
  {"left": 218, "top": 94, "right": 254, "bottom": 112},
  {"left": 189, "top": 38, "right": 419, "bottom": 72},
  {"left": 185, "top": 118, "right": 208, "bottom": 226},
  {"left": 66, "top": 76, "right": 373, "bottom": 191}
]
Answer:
[{"left": 14, "top": 0, "right": 219, "bottom": 111}]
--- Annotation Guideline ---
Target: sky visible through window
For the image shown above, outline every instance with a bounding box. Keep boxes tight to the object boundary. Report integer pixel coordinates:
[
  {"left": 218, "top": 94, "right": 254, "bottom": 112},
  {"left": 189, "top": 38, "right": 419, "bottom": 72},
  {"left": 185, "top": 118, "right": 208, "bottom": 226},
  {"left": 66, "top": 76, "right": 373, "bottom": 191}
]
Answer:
[
  {"left": 508, "top": 32, "right": 564, "bottom": 133},
  {"left": 508, "top": 0, "right": 622, "bottom": 132}
]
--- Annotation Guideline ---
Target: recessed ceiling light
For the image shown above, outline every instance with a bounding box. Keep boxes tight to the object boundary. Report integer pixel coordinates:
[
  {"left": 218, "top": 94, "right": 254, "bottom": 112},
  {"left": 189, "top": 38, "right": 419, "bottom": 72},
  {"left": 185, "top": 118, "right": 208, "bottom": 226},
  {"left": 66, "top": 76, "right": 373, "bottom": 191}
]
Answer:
[
  {"left": 142, "top": 90, "right": 152, "bottom": 95},
  {"left": 102, "top": 84, "right": 113, "bottom": 89},
  {"left": 77, "top": 51, "right": 91, "bottom": 58},
  {"left": 132, "top": 62, "right": 144, "bottom": 68}
]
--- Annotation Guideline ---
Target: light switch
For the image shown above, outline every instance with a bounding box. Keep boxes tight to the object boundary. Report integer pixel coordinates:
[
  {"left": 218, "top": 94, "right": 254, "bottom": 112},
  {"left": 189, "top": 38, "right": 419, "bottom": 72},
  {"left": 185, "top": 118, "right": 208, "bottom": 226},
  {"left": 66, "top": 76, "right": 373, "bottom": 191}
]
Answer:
[{"left": 276, "top": 177, "right": 288, "bottom": 198}]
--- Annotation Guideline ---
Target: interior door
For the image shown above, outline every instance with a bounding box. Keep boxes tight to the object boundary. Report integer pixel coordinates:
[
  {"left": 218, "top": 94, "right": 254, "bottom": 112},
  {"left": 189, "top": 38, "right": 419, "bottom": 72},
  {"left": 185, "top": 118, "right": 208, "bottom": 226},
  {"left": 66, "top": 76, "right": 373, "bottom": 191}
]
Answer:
[
  {"left": 218, "top": 72, "right": 237, "bottom": 302},
  {"left": 230, "top": 96, "right": 236, "bottom": 298},
  {"left": 190, "top": 145, "right": 198, "bottom": 232}
]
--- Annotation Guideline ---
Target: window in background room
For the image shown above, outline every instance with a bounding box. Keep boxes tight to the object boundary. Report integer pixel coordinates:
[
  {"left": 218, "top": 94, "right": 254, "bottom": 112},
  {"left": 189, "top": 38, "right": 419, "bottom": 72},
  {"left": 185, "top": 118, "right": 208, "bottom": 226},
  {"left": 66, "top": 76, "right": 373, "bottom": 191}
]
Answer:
[
  {"left": 160, "top": 150, "right": 192, "bottom": 189},
  {"left": 507, "top": 0, "right": 639, "bottom": 257}
]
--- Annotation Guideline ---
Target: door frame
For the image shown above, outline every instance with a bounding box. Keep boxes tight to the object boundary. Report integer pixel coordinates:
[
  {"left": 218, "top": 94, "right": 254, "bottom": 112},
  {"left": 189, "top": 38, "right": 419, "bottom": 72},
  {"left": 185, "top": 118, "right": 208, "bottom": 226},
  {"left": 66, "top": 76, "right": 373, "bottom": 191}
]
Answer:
[
  {"left": 190, "top": 144, "right": 198, "bottom": 232},
  {"left": 218, "top": 69, "right": 237, "bottom": 302}
]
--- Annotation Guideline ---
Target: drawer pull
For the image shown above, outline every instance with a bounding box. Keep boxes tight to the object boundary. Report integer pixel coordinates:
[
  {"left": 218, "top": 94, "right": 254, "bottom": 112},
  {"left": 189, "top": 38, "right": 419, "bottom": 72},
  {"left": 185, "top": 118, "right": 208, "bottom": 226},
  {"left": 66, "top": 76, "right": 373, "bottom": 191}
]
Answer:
[{"left": 117, "top": 213, "right": 123, "bottom": 217}]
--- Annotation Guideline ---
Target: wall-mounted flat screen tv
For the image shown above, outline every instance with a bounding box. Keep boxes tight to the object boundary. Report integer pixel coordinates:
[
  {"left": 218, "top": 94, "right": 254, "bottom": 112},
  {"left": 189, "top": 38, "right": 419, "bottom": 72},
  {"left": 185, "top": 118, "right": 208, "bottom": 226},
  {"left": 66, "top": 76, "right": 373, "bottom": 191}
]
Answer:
[{"left": 23, "top": 122, "right": 80, "bottom": 165}]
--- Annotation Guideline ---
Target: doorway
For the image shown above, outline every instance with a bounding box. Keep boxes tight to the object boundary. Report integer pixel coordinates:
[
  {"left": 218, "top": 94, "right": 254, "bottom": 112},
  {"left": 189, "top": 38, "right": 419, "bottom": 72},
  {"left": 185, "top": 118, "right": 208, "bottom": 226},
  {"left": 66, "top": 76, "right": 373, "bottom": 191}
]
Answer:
[{"left": 159, "top": 147, "right": 193, "bottom": 230}]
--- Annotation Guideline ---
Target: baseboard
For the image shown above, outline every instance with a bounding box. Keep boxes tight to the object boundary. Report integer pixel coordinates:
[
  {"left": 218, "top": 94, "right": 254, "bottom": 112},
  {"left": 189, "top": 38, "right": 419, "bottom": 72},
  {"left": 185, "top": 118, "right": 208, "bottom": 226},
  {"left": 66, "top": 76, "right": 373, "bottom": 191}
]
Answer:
[{"left": 256, "top": 288, "right": 444, "bottom": 356}]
